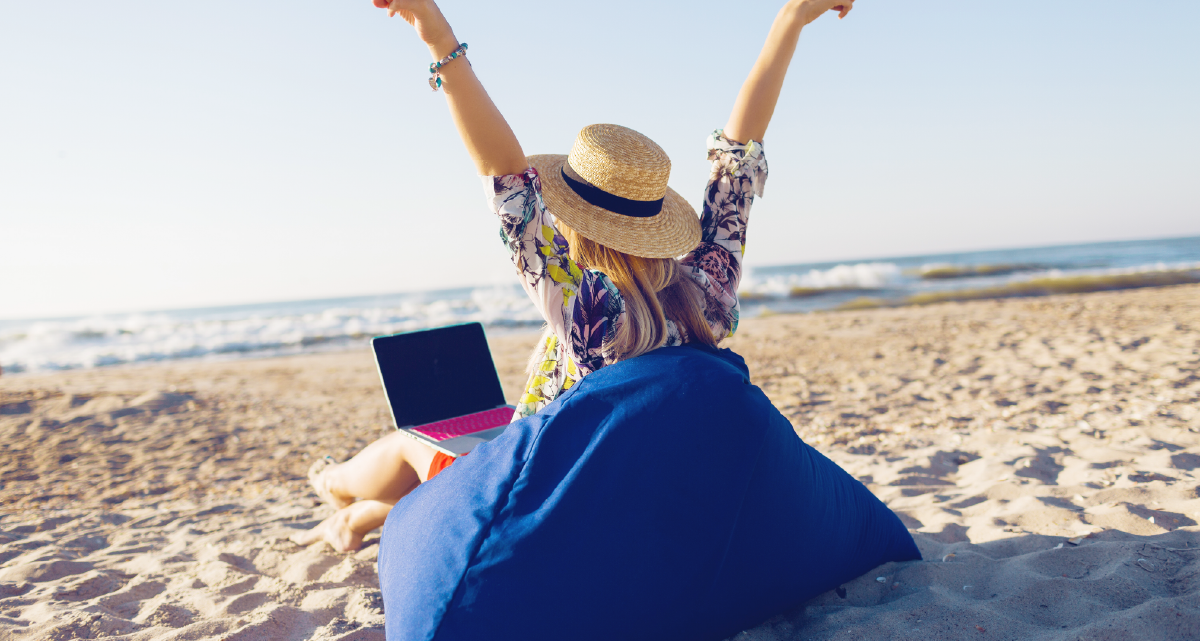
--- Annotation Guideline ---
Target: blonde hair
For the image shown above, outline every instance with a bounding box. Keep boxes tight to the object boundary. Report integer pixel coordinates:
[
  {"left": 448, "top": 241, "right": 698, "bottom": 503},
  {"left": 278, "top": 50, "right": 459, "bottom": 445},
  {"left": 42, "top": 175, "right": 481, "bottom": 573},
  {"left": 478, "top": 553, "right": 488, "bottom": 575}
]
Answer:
[{"left": 557, "top": 221, "right": 716, "bottom": 363}]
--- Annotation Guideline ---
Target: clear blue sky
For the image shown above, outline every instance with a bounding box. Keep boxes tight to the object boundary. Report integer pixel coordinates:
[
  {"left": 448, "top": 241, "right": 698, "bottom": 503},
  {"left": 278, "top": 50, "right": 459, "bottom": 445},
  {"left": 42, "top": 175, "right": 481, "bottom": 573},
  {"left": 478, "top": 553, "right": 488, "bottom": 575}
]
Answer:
[{"left": 3, "top": 1, "right": 1198, "bottom": 319}]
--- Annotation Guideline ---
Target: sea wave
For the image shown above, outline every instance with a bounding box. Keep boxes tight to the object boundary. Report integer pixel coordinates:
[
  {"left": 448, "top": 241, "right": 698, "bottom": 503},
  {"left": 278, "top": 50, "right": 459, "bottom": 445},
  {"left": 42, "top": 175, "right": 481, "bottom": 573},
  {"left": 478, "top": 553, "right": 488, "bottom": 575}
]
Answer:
[
  {"left": 915, "top": 262, "right": 1049, "bottom": 280},
  {"left": 741, "top": 262, "right": 902, "bottom": 298},
  {"left": 0, "top": 287, "right": 541, "bottom": 375},
  {"left": 839, "top": 261, "right": 1200, "bottom": 310}
]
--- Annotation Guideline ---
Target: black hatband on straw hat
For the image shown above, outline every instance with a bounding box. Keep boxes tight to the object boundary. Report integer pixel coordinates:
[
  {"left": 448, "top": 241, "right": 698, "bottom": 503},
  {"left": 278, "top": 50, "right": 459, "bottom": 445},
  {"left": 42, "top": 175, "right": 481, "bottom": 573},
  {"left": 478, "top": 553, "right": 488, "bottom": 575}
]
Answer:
[{"left": 559, "top": 168, "right": 664, "bottom": 218}]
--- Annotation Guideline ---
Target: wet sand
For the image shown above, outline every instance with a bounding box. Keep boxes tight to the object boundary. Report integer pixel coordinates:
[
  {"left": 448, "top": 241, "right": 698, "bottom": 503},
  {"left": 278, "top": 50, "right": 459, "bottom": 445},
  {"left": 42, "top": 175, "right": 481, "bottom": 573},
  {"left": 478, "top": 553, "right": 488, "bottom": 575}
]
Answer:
[{"left": 2, "top": 284, "right": 1198, "bottom": 640}]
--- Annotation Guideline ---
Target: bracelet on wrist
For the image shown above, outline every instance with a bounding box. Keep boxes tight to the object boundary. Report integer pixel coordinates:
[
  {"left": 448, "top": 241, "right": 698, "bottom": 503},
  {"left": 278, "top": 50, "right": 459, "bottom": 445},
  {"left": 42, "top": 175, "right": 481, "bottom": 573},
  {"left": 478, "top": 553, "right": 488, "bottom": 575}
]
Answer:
[{"left": 429, "top": 43, "right": 468, "bottom": 92}]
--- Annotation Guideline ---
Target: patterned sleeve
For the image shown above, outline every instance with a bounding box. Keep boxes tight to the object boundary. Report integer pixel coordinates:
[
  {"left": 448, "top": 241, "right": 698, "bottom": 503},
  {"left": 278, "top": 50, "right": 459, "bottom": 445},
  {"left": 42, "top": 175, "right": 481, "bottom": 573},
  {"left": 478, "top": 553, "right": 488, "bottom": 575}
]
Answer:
[
  {"left": 483, "top": 169, "right": 625, "bottom": 375},
  {"left": 680, "top": 129, "right": 769, "bottom": 341}
]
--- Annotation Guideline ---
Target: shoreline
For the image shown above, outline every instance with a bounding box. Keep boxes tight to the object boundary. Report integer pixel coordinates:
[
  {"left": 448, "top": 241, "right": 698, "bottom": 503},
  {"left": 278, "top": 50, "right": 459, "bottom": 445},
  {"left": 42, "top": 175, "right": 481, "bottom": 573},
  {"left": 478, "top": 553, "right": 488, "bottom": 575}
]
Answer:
[
  {"left": 6, "top": 234, "right": 1199, "bottom": 377},
  {"left": 2, "top": 284, "right": 1199, "bottom": 640},
  {"left": 7, "top": 280, "right": 1199, "bottom": 382}
]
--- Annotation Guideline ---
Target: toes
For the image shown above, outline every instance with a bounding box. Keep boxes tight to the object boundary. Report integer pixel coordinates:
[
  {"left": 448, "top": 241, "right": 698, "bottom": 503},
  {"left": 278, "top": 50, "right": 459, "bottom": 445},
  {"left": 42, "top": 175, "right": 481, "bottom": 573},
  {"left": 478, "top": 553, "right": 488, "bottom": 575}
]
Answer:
[
  {"left": 330, "top": 530, "right": 364, "bottom": 553},
  {"left": 290, "top": 527, "right": 322, "bottom": 547},
  {"left": 291, "top": 510, "right": 365, "bottom": 552},
  {"left": 291, "top": 514, "right": 333, "bottom": 547},
  {"left": 307, "top": 456, "right": 352, "bottom": 509}
]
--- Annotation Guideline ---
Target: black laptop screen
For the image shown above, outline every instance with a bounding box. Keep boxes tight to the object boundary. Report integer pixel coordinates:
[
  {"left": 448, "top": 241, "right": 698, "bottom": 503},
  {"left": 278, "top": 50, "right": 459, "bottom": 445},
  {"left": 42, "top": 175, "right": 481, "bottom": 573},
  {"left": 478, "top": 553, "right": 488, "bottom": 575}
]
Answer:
[{"left": 372, "top": 323, "right": 508, "bottom": 428}]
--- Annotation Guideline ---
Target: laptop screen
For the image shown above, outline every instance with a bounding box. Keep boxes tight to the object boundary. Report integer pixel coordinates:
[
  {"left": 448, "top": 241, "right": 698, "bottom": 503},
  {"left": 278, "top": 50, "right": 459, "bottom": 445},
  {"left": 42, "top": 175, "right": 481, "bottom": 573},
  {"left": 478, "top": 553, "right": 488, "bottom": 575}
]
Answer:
[{"left": 372, "top": 322, "right": 508, "bottom": 428}]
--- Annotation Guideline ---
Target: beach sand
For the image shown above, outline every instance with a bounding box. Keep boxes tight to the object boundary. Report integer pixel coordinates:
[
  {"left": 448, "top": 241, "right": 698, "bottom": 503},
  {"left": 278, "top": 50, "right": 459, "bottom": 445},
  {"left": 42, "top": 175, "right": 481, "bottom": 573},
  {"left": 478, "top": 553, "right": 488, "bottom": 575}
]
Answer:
[{"left": 2, "top": 284, "right": 1198, "bottom": 640}]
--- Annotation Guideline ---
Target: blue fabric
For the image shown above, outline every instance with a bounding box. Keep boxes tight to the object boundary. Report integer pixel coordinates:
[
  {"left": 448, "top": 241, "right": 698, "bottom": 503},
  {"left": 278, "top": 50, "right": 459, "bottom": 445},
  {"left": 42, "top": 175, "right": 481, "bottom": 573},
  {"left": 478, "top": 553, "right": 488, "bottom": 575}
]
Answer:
[{"left": 378, "top": 345, "right": 920, "bottom": 641}]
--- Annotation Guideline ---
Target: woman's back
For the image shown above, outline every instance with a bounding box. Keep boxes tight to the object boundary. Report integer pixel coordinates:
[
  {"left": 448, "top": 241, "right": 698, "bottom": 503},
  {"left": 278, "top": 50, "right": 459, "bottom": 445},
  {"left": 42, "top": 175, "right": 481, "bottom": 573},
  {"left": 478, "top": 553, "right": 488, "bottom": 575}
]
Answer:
[{"left": 488, "top": 129, "right": 769, "bottom": 420}]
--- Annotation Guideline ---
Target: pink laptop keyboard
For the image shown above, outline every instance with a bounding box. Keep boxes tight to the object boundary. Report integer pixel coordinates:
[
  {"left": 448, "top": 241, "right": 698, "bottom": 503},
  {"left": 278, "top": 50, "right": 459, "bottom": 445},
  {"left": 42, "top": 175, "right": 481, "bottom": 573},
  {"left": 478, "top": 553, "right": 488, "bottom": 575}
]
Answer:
[{"left": 409, "top": 406, "right": 513, "bottom": 442}]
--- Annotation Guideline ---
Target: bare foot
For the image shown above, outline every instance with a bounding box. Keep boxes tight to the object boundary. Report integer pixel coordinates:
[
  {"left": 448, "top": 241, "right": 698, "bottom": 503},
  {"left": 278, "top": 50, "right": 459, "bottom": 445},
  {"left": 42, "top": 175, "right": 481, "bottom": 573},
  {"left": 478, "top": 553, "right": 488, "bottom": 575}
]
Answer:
[
  {"left": 291, "top": 508, "right": 364, "bottom": 552},
  {"left": 308, "top": 456, "right": 354, "bottom": 509}
]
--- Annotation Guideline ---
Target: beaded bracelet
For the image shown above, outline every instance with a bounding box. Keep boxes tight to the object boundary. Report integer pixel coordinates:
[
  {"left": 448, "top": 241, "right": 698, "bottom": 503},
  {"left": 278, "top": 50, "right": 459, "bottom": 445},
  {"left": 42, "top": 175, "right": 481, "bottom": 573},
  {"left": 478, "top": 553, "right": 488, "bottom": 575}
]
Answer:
[{"left": 429, "top": 43, "right": 468, "bottom": 92}]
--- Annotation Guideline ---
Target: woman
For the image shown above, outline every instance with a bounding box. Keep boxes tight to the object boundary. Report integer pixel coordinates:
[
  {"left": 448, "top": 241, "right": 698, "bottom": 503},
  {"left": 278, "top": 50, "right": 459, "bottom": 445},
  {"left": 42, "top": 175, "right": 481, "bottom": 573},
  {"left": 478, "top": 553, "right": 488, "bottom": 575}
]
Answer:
[{"left": 295, "top": 0, "right": 855, "bottom": 552}]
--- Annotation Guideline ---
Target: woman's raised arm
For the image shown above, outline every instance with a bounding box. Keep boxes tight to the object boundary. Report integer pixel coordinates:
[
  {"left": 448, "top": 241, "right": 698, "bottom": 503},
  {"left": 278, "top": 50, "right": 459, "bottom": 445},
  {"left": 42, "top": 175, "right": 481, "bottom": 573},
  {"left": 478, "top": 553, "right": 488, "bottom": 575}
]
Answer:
[
  {"left": 383, "top": 0, "right": 527, "bottom": 176},
  {"left": 723, "top": 0, "right": 854, "bottom": 144}
]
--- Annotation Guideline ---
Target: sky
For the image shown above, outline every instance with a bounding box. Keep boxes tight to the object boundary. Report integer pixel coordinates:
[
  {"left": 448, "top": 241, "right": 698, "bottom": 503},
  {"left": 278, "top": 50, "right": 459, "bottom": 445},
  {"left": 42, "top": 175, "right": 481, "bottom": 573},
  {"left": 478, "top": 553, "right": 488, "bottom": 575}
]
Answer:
[{"left": 2, "top": 1, "right": 1198, "bottom": 320}]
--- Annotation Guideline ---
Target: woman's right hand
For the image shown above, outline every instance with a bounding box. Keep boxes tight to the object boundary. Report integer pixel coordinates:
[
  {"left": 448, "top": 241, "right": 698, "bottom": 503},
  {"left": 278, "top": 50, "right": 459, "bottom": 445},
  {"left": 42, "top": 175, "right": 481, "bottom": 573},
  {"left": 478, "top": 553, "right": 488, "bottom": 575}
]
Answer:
[{"left": 723, "top": 0, "right": 856, "bottom": 144}]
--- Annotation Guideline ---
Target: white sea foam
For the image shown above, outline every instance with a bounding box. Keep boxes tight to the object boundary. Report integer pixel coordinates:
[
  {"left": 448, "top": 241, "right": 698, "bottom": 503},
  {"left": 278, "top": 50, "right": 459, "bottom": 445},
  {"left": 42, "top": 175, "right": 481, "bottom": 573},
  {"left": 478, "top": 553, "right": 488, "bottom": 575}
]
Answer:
[
  {"left": 0, "top": 287, "right": 541, "bottom": 375},
  {"left": 742, "top": 262, "right": 903, "bottom": 296},
  {"left": 1041, "top": 260, "right": 1200, "bottom": 278}
]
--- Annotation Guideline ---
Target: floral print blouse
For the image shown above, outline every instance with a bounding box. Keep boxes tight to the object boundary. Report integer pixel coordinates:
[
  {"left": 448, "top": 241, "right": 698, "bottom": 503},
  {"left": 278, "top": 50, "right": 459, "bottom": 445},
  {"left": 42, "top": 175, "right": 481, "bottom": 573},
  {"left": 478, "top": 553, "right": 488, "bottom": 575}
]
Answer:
[{"left": 484, "top": 130, "right": 768, "bottom": 421}]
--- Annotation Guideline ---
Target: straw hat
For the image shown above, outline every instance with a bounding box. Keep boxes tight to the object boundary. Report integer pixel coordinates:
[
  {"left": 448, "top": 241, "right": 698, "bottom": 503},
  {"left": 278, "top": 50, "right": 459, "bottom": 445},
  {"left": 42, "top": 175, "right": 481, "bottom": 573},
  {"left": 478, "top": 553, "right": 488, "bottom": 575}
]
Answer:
[{"left": 528, "top": 124, "right": 700, "bottom": 259}]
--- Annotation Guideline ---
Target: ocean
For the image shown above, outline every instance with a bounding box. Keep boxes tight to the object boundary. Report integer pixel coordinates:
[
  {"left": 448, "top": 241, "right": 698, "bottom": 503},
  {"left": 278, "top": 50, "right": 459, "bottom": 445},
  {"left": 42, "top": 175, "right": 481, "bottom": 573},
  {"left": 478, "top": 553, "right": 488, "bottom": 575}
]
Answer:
[{"left": 2, "top": 235, "right": 1198, "bottom": 375}]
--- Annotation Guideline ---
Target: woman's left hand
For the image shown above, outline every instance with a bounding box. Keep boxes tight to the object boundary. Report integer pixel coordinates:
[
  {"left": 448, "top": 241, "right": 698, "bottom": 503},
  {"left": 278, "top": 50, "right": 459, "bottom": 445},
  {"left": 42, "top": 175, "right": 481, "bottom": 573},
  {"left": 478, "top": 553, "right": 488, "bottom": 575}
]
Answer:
[
  {"left": 369, "top": 0, "right": 456, "bottom": 52},
  {"left": 794, "top": 0, "right": 855, "bottom": 26}
]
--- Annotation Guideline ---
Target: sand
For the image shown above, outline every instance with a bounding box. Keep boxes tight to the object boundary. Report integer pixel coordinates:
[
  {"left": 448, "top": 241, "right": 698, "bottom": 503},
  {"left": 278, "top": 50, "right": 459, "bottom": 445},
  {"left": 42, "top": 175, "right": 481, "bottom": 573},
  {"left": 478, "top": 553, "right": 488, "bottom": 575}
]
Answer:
[{"left": 2, "top": 284, "right": 1198, "bottom": 640}]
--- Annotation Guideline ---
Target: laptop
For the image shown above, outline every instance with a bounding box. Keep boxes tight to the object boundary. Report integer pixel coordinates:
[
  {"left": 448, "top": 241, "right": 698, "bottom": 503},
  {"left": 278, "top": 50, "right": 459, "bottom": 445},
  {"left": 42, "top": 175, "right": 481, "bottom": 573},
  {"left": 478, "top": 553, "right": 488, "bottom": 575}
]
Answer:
[{"left": 372, "top": 322, "right": 514, "bottom": 456}]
